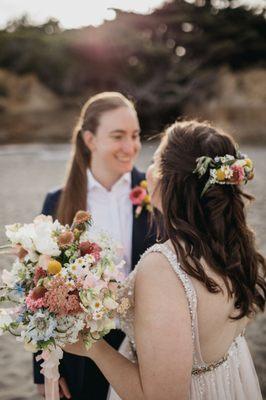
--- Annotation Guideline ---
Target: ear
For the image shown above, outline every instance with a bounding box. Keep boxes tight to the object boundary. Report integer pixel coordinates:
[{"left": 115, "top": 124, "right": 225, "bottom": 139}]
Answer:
[{"left": 83, "top": 130, "right": 96, "bottom": 152}]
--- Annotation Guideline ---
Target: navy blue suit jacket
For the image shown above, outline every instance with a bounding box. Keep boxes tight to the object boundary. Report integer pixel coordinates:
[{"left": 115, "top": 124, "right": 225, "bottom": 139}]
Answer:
[{"left": 33, "top": 168, "right": 156, "bottom": 400}]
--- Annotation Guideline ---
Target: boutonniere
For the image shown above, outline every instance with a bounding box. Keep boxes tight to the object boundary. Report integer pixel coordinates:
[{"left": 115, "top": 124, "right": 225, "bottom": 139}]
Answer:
[{"left": 129, "top": 180, "right": 152, "bottom": 218}]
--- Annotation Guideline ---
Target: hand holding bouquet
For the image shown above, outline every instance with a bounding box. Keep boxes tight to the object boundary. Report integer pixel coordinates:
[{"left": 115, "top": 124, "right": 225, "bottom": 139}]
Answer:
[{"left": 0, "top": 211, "right": 129, "bottom": 400}]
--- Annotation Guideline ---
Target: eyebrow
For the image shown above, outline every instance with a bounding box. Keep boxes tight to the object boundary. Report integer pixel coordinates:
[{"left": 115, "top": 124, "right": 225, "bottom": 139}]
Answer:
[{"left": 109, "top": 129, "right": 140, "bottom": 134}]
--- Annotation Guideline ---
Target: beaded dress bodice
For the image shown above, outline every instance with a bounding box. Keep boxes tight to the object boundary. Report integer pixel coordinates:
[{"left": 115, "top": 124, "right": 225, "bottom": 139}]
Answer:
[{"left": 116, "top": 243, "right": 262, "bottom": 400}]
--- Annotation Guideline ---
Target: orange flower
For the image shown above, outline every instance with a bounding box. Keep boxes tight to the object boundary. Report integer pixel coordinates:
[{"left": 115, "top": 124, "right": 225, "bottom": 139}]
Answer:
[
  {"left": 58, "top": 231, "right": 74, "bottom": 248},
  {"left": 73, "top": 210, "right": 91, "bottom": 224}
]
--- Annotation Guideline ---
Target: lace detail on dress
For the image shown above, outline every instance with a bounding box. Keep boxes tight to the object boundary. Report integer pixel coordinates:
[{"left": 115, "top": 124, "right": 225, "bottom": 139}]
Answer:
[{"left": 114, "top": 243, "right": 263, "bottom": 400}]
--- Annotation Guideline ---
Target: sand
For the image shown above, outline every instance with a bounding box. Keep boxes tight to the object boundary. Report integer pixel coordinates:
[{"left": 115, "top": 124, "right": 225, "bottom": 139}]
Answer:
[{"left": 0, "top": 143, "right": 265, "bottom": 400}]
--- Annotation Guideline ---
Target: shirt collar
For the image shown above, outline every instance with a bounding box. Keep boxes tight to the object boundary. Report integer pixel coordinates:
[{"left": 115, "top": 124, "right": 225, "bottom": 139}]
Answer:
[{"left": 87, "top": 169, "right": 131, "bottom": 192}]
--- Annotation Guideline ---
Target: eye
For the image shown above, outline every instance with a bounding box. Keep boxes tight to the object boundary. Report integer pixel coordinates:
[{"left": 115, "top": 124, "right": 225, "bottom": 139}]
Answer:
[
  {"left": 132, "top": 133, "right": 140, "bottom": 140},
  {"left": 112, "top": 135, "right": 122, "bottom": 140}
]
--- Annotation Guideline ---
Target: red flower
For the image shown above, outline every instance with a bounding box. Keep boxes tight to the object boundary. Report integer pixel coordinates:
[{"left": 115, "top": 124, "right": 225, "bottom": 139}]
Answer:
[
  {"left": 79, "top": 241, "right": 102, "bottom": 261},
  {"left": 129, "top": 186, "right": 146, "bottom": 205}
]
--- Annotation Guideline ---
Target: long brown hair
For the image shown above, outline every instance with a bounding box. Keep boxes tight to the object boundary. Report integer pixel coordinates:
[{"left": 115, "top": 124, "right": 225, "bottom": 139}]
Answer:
[
  {"left": 56, "top": 92, "right": 135, "bottom": 225},
  {"left": 156, "top": 120, "right": 266, "bottom": 319}
]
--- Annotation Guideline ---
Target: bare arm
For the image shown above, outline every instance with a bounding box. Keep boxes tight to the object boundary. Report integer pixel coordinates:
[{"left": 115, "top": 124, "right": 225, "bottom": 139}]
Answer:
[{"left": 65, "top": 252, "right": 193, "bottom": 400}]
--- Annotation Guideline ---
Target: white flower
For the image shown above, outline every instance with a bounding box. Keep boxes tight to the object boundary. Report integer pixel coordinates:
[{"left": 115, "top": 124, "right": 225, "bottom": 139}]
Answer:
[
  {"left": 86, "top": 316, "right": 115, "bottom": 333},
  {"left": 92, "top": 310, "right": 104, "bottom": 320},
  {"left": 5, "top": 223, "right": 35, "bottom": 252},
  {"left": 24, "top": 341, "right": 38, "bottom": 353},
  {"left": 25, "top": 310, "right": 57, "bottom": 343},
  {"left": 91, "top": 299, "right": 103, "bottom": 312},
  {"left": 103, "top": 297, "right": 118, "bottom": 310},
  {"left": 32, "top": 220, "right": 61, "bottom": 256},
  {"left": 54, "top": 315, "right": 85, "bottom": 346},
  {"left": 234, "top": 159, "right": 246, "bottom": 167}
]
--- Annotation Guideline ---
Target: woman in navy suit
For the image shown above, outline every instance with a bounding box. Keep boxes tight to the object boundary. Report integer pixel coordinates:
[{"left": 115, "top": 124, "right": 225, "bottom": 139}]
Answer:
[{"left": 33, "top": 92, "right": 156, "bottom": 400}]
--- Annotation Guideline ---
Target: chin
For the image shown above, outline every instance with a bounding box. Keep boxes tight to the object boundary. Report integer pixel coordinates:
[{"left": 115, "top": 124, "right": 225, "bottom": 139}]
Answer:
[{"left": 117, "top": 162, "right": 134, "bottom": 173}]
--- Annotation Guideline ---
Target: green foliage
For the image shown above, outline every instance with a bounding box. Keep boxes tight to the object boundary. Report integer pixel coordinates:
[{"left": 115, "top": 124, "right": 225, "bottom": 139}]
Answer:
[{"left": 0, "top": 1, "right": 265, "bottom": 131}]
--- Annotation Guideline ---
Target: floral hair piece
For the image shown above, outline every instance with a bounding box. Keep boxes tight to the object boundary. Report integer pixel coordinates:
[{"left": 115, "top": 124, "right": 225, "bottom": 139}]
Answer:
[{"left": 193, "top": 151, "right": 254, "bottom": 197}]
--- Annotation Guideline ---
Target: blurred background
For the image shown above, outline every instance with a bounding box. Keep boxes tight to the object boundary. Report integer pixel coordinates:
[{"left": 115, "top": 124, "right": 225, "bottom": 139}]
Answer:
[
  {"left": 0, "top": 0, "right": 265, "bottom": 399},
  {"left": 0, "top": 0, "right": 266, "bottom": 143}
]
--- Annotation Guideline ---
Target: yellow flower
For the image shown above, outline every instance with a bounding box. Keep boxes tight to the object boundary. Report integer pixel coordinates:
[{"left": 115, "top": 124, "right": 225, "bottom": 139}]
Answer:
[
  {"left": 216, "top": 169, "right": 226, "bottom": 181},
  {"left": 140, "top": 180, "right": 148, "bottom": 189},
  {"left": 146, "top": 204, "right": 153, "bottom": 212},
  {"left": 144, "top": 194, "right": 151, "bottom": 203},
  {"left": 245, "top": 158, "right": 253, "bottom": 168},
  {"left": 47, "top": 259, "right": 62, "bottom": 275}
]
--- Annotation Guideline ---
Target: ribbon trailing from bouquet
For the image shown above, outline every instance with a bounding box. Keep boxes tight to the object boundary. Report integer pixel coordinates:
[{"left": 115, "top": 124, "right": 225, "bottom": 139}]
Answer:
[{"left": 36, "top": 346, "right": 63, "bottom": 400}]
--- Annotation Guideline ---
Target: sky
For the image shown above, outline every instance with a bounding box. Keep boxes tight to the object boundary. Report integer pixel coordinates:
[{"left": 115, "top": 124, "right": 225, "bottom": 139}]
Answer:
[
  {"left": 0, "top": 0, "right": 166, "bottom": 29},
  {"left": 0, "top": 0, "right": 265, "bottom": 29}
]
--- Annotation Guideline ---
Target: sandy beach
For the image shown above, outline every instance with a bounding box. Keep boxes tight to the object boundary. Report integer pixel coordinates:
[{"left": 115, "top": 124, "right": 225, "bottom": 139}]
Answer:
[{"left": 0, "top": 143, "right": 265, "bottom": 400}]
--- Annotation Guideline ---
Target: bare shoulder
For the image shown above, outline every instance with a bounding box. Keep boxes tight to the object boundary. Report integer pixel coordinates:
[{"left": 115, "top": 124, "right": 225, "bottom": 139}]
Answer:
[{"left": 135, "top": 250, "right": 188, "bottom": 303}]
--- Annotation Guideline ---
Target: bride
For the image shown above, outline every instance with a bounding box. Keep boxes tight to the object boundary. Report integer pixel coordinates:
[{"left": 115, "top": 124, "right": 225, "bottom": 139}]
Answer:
[{"left": 65, "top": 120, "right": 265, "bottom": 399}]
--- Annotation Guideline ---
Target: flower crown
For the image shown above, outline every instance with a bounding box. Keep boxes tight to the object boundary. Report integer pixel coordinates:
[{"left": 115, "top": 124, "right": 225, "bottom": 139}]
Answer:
[{"left": 193, "top": 151, "right": 254, "bottom": 196}]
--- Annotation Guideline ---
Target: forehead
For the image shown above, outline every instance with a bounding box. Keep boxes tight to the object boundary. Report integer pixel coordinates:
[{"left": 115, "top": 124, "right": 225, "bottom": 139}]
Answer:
[{"left": 98, "top": 106, "right": 139, "bottom": 130}]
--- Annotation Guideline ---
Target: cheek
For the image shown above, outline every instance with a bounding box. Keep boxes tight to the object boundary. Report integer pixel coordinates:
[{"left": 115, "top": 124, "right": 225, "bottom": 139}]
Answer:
[{"left": 135, "top": 140, "right": 141, "bottom": 154}]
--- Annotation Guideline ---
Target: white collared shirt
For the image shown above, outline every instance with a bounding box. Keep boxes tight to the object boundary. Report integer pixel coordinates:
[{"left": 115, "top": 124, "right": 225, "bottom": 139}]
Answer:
[{"left": 86, "top": 169, "right": 133, "bottom": 275}]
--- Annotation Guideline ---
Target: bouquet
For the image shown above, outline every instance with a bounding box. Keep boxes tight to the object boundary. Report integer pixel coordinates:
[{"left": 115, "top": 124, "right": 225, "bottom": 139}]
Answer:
[{"left": 0, "top": 211, "right": 129, "bottom": 400}]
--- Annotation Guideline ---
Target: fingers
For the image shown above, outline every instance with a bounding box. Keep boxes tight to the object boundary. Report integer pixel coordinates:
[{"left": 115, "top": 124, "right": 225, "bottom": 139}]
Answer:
[{"left": 59, "top": 377, "right": 71, "bottom": 399}]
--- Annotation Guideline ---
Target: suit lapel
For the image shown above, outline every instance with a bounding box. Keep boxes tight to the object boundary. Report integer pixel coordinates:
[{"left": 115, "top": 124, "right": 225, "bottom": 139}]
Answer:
[{"left": 131, "top": 168, "right": 148, "bottom": 270}]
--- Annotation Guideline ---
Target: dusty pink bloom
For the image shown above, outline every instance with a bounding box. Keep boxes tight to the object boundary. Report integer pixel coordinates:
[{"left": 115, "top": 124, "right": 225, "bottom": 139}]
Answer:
[
  {"left": 135, "top": 205, "right": 143, "bottom": 217},
  {"left": 43, "top": 276, "right": 82, "bottom": 315},
  {"left": 231, "top": 165, "right": 245, "bottom": 184},
  {"left": 33, "top": 267, "right": 47, "bottom": 285},
  {"left": 129, "top": 186, "right": 146, "bottom": 205},
  {"left": 26, "top": 289, "right": 46, "bottom": 312},
  {"left": 83, "top": 271, "right": 97, "bottom": 289},
  {"left": 108, "top": 282, "right": 118, "bottom": 292},
  {"left": 73, "top": 211, "right": 91, "bottom": 224},
  {"left": 38, "top": 254, "right": 51, "bottom": 270},
  {"left": 13, "top": 244, "right": 28, "bottom": 260},
  {"left": 79, "top": 241, "right": 101, "bottom": 261},
  {"left": 58, "top": 231, "right": 74, "bottom": 248}
]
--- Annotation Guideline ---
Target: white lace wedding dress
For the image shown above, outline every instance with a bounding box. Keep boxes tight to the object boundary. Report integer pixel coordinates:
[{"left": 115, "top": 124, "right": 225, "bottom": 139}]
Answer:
[{"left": 108, "top": 243, "right": 262, "bottom": 400}]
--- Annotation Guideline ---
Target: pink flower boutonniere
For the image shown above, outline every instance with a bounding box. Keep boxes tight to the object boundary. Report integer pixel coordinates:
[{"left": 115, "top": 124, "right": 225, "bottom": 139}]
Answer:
[{"left": 130, "top": 180, "right": 152, "bottom": 218}]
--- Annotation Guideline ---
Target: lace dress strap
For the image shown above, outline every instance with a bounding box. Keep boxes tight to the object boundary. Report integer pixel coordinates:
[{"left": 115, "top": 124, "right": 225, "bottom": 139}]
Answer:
[{"left": 140, "top": 243, "right": 198, "bottom": 343}]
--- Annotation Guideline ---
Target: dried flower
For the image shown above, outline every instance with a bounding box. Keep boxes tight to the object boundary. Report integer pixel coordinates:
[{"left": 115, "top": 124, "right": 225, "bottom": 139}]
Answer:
[{"left": 58, "top": 231, "right": 74, "bottom": 248}]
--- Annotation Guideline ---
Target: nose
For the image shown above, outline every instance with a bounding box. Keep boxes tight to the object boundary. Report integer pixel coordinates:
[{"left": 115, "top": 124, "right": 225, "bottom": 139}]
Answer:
[{"left": 122, "top": 138, "right": 137, "bottom": 155}]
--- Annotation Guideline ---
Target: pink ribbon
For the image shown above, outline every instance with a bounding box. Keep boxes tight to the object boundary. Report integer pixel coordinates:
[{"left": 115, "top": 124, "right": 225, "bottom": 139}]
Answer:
[{"left": 36, "top": 347, "right": 63, "bottom": 400}]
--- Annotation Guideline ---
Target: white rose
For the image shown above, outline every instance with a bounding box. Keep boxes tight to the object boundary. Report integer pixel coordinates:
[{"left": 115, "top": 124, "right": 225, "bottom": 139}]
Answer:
[
  {"left": 5, "top": 223, "right": 35, "bottom": 251},
  {"left": 32, "top": 221, "right": 60, "bottom": 256}
]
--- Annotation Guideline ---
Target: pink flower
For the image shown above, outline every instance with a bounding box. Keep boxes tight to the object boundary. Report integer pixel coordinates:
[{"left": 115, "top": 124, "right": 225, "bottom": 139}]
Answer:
[
  {"left": 79, "top": 241, "right": 101, "bottom": 261},
  {"left": 33, "top": 267, "right": 47, "bottom": 285},
  {"left": 129, "top": 186, "right": 146, "bottom": 205},
  {"left": 38, "top": 255, "right": 51, "bottom": 270},
  {"left": 43, "top": 276, "right": 82, "bottom": 315},
  {"left": 26, "top": 288, "right": 46, "bottom": 312},
  {"left": 83, "top": 272, "right": 108, "bottom": 290},
  {"left": 231, "top": 165, "right": 245, "bottom": 184},
  {"left": 13, "top": 244, "right": 28, "bottom": 261},
  {"left": 135, "top": 205, "right": 143, "bottom": 217},
  {"left": 58, "top": 231, "right": 74, "bottom": 248},
  {"left": 83, "top": 271, "right": 98, "bottom": 289}
]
